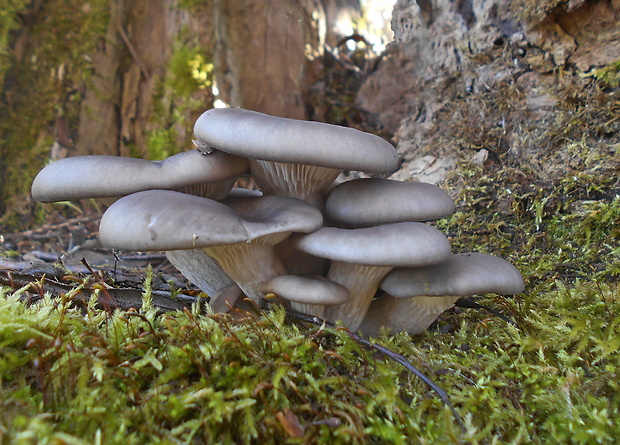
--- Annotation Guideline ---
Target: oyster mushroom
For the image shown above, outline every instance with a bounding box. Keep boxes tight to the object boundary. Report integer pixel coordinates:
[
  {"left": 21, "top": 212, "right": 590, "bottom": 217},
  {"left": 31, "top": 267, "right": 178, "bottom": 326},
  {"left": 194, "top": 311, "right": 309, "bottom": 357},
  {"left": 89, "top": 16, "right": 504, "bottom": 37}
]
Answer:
[
  {"left": 193, "top": 107, "right": 399, "bottom": 209},
  {"left": 291, "top": 222, "right": 451, "bottom": 330},
  {"left": 359, "top": 253, "right": 525, "bottom": 336},
  {"left": 325, "top": 178, "right": 455, "bottom": 227},
  {"left": 262, "top": 274, "right": 350, "bottom": 318},
  {"left": 32, "top": 150, "right": 251, "bottom": 300},
  {"left": 99, "top": 190, "right": 323, "bottom": 303},
  {"left": 32, "top": 148, "right": 249, "bottom": 202}
]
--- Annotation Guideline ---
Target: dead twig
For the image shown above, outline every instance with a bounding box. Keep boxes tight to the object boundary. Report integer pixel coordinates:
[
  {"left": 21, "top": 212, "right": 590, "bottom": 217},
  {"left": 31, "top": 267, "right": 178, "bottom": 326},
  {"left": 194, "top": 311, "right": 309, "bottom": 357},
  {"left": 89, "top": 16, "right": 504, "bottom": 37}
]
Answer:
[
  {"left": 116, "top": 22, "right": 150, "bottom": 79},
  {"left": 1, "top": 214, "right": 101, "bottom": 240},
  {"left": 0, "top": 268, "right": 192, "bottom": 313}
]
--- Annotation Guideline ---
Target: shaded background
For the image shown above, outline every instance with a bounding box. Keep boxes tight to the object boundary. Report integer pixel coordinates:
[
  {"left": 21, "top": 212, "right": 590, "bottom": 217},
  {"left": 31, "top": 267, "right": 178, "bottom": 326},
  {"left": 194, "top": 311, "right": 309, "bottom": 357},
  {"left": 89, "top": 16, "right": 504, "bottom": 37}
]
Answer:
[{"left": 0, "top": 0, "right": 618, "bottom": 230}]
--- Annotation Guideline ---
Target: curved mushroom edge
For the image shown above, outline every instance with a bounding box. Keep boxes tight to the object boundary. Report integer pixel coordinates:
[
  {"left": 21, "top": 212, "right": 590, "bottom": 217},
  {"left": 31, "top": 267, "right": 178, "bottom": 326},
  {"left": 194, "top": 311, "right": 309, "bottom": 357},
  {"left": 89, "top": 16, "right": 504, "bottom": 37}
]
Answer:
[
  {"left": 31, "top": 149, "right": 248, "bottom": 202},
  {"left": 36, "top": 108, "right": 525, "bottom": 336}
]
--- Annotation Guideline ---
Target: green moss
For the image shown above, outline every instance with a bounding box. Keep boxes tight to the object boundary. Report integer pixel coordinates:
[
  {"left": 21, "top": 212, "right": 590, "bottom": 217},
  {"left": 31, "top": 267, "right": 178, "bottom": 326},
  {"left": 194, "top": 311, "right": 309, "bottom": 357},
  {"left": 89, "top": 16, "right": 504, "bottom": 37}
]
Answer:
[
  {"left": 0, "top": 0, "right": 110, "bottom": 230},
  {"left": 166, "top": 44, "right": 213, "bottom": 98},
  {"left": 588, "top": 59, "right": 620, "bottom": 91},
  {"left": 144, "top": 37, "right": 213, "bottom": 160},
  {"left": 145, "top": 127, "right": 179, "bottom": 161},
  {"left": 1, "top": 151, "right": 619, "bottom": 442},
  {"left": 1, "top": 259, "right": 618, "bottom": 443},
  {"left": 0, "top": 0, "right": 30, "bottom": 90}
]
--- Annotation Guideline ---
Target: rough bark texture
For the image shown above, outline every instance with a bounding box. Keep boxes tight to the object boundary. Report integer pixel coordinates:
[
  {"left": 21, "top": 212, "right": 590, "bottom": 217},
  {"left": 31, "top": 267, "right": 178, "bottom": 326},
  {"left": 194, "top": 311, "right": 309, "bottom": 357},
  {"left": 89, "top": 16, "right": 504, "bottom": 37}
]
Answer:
[
  {"left": 75, "top": 0, "right": 217, "bottom": 157},
  {"left": 1, "top": 0, "right": 619, "bottom": 229},
  {"left": 0, "top": 0, "right": 356, "bottom": 228},
  {"left": 357, "top": 0, "right": 620, "bottom": 184},
  {"left": 214, "top": 0, "right": 323, "bottom": 118}
]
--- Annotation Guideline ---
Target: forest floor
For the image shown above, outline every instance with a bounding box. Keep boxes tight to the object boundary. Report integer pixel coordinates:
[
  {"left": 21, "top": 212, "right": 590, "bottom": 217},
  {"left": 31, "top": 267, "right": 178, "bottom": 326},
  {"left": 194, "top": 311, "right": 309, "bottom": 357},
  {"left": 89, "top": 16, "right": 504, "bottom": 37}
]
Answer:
[
  {"left": 0, "top": 152, "right": 618, "bottom": 443},
  {"left": 0, "top": 32, "right": 619, "bottom": 445}
]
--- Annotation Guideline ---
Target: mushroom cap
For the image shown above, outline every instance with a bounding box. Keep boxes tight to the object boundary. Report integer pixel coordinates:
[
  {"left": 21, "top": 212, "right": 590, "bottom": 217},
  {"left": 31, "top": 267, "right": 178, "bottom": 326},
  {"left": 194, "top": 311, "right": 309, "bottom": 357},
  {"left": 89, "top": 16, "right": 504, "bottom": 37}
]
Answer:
[
  {"left": 31, "top": 149, "right": 249, "bottom": 202},
  {"left": 290, "top": 222, "right": 451, "bottom": 267},
  {"left": 325, "top": 178, "right": 456, "bottom": 226},
  {"left": 261, "top": 275, "right": 350, "bottom": 305},
  {"left": 193, "top": 108, "right": 399, "bottom": 173},
  {"left": 99, "top": 190, "right": 323, "bottom": 251},
  {"left": 100, "top": 190, "right": 247, "bottom": 251},
  {"left": 222, "top": 194, "right": 323, "bottom": 241},
  {"left": 380, "top": 252, "right": 525, "bottom": 297}
]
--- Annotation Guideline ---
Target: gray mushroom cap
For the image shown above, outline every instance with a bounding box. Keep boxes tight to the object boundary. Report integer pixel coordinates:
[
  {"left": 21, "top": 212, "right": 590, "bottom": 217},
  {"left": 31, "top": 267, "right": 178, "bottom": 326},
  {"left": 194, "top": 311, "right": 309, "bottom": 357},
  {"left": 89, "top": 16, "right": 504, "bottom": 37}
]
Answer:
[
  {"left": 380, "top": 253, "right": 525, "bottom": 297},
  {"left": 100, "top": 190, "right": 323, "bottom": 251},
  {"left": 291, "top": 223, "right": 451, "bottom": 331},
  {"left": 290, "top": 222, "right": 451, "bottom": 267},
  {"left": 99, "top": 190, "right": 247, "bottom": 251},
  {"left": 262, "top": 275, "right": 350, "bottom": 305},
  {"left": 325, "top": 178, "right": 456, "bottom": 227},
  {"left": 100, "top": 191, "right": 324, "bottom": 304},
  {"left": 222, "top": 194, "right": 324, "bottom": 242},
  {"left": 193, "top": 108, "right": 399, "bottom": 173},
  {"left": 31, "top": 149, "right": 249, "bottom": 202}
]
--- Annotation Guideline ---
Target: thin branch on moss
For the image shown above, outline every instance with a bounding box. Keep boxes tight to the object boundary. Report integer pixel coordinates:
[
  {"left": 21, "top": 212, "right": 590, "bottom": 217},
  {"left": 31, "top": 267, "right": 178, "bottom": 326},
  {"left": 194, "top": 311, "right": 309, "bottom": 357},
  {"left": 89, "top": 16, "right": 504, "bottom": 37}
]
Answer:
[{"left": 274, "top": 302, "right": 466, "bottom": 431}]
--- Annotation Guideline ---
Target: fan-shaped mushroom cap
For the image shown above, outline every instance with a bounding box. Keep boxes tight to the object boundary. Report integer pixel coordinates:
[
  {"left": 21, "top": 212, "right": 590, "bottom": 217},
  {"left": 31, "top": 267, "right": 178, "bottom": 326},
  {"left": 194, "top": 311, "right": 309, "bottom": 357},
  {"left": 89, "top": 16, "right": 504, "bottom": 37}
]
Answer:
[
  {"left": 194, "top": 108, "right": 399, "bottom": 173},
  {"left": 261, "top": 275, "right": 350, "bottom": 306},
  {"left": 325, "top": 178, "right": 455, "bottom": 227},
  {"left": 291, "top": 223, "right": 451, "bottom": 267},
  {"left": 99, "top": 190, "right": 247, "bottom": 251},
  {"left": 31, "top": 149, "right": 249, "bottom": 202},
  {"left": 222, "top": 194, "right": 324, "bottom": 243},
  {"left": 100, "top": 190, "right": 323, "bottom": 304},
  {"left": 380, "top": 253, "right": 524, "bottom": 297},
  {"left": 194, "top": 108, "right": 399, "bottom": 208},
  {"left": 290, "top": 223, "right": 451, "bottom": 330}
]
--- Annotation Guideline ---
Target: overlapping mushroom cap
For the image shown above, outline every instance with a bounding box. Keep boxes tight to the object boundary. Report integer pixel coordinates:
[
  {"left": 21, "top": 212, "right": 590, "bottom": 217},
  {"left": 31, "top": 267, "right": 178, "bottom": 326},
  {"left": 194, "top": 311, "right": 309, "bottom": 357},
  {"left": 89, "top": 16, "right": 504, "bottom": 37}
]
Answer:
[
  {"left": 291, "top": 223, "right": 451, "bottom": 267},
  {"left": 325, "top": 178, "right": 456, "bottom": 227},
  {"left": 32, "top": 149, "right": 249, "bottom": 202},
  {"left": 100, "top": 190, "right": 324, "bottom": 303},
  {"left": 99, "top": 190, "right": 247, "bottom": 251},
  {"left": 359, "top": 253, "right": 525, "bottom": 336},
  {"left": 262, "top": 275, "right": 349, "bottom": 306},
  {"left": 194, "top": 108, "right": 399, "bottom": 172},
  {"left": 291, "top": 223, "right": 452, "bottom": 330},
  {"left": 380, "top": 253, "right": 525, "bottom": 298},
  {"left": 194, "top": 108, "right": 399, "bottom": 208},
  {"left": 31, "top": 106, "right": 525, "bottom": 335}
]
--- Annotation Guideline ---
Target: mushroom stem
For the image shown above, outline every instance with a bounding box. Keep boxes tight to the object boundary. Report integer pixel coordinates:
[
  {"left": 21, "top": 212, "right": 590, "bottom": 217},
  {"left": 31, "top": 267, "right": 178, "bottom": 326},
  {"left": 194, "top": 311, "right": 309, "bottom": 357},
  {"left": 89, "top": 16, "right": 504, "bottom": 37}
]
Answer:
[
  {"left": 203, "top": 240, "right": 287, "bottom": 304},
  {"left": 209, "top": 283, "right": 245, "bottom": 313},
  {"left": 324, "top": 262, "right": 392, "bottom": 331},
  {"left": 249, "top": 159, "right": 341, "bottom": 210},
  {"left": 291, "top": 302, "right": 325, "bottom": 319},
  {"left": 165, "top": 249, "right": 234, "bottom": 297},
  {"left": 359, "top": 294, "right": 460, "bottom": 336}
]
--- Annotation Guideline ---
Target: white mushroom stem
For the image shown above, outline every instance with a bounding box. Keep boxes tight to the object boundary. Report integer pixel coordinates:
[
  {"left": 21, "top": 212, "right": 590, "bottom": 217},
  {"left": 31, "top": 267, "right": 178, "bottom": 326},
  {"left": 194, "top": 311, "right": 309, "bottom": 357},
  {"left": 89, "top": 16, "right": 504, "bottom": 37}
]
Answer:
[
  {"left": 203, "top": 238, "right": 287, "bottom": 304},
  {"left": 323, "top": 262, "right": 392, "bottom": 331},
  {"left": 359, "top": 294, "right": 460, "bottom": 337},
  {"left": 165, "top": 249, "right": 234, "bottom": 297},
  {"left": 291, "top": 302, "right": 326, "bottom": 319},
  {"left": 249, "top": 159, "right": 341, "bottom": 209}
]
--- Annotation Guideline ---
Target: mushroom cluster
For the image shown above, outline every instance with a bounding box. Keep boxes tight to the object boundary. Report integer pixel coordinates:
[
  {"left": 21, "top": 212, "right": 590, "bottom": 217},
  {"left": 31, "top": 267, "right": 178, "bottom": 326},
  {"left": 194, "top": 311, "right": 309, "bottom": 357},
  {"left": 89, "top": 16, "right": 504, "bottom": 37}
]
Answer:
[{"left": 32, "top": 108, "right": 524, "bottom": 335}]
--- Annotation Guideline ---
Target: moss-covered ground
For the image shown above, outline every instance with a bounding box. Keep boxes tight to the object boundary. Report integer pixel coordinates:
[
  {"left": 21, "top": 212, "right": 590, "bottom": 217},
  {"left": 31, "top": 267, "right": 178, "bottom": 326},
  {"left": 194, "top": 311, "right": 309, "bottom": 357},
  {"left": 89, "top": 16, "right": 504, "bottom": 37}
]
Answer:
[{"left": 1, "top": 156, "right": 618, "bottom": 443}]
